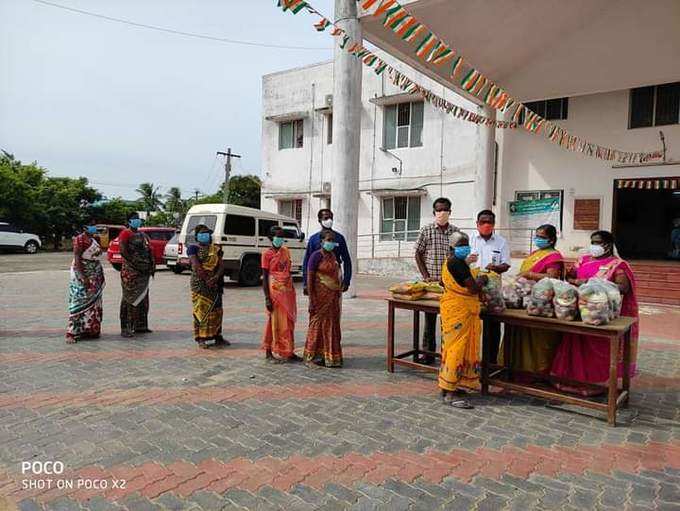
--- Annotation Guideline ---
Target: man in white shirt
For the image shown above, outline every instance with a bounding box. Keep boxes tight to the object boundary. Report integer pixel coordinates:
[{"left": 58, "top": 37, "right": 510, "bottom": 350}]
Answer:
[{"left": 468, "top": 210, "right": 511, "bottom": 363}]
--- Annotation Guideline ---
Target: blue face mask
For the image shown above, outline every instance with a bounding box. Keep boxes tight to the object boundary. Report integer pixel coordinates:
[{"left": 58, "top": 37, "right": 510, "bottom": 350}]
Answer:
[
  {"left": 322, "top": 241, "right": 337, "bottom": 252},
  {"left": 129, "top": 218, "right": 142, "bottom": 229},
  {"left": 86, "top": 226, "right": 98, "bottom": 235},
  {"left": 534, "top": 237, "right": 551, "bottom": 249},
  {"left": 453, "top": 245, "right": 471, "bottom": 260},
  {"left": 196, "top": 232, "right": 212, "bottom": 244},
  {"left": 272, "top": 236, "right": 284, "bottom": 248}
]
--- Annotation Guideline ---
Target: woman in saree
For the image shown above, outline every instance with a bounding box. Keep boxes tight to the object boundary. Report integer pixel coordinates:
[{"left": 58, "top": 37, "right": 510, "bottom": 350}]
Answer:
[
  {"left": 551, "top": 230, "right": 639, "bottom": 395},
  {"left": 501, "top": 224, "right": 564, "bottom": 380},
  {"left": 304, "top": 229, "right": 343, "bottom": 368},
  {"left": 66, "top": 220, "right": 105, "bottom": 343},
  {"left": 261, "top": 226, "right": 301, "bottom": 362},
  {"left": 119, "top": 213, "right": 155, "bottom": 338},
  {"left": 439, "top": 232, "right": 488, "bottom": 409},
  {"left": 188, "top": 224, "right": 228, "bottom": 349}
]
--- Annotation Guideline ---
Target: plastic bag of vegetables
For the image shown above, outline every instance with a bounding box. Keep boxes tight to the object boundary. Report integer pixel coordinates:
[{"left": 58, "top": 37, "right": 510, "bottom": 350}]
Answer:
[
  {"left": 578, "top": 280, "right": 611, "bottom": 326},
  {"left": 552, "top": 280, "right": 579, "bottom": 321},
  {"left": 501, "top": 276, "right": 535, "bottom": 309},
  {"left": 480, "top": 271, "right": 506, "bottom": 314},
  {"left": 527, "top": 278, "right": 557, "bottom": 318},
  {"left": 592, "top": 278, "right": 622, "bottom": 320}
]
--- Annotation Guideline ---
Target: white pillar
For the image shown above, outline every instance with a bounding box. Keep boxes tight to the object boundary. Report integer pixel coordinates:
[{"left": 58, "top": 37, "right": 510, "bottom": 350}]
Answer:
[
  {"left": 331, "top": 0, "right": 362, "bottom": 298},
  {"left": 473, "top": 105, "right": 496, "bottom": 216}
]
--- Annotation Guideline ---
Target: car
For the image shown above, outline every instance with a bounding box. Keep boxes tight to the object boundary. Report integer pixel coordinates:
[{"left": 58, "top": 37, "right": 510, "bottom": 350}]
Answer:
[
  {"left": 107, "top": 227, "right": 176, "bottom": 271},
  {"left": 177, "top": 204, "right": 306, "bottom": 286},
  {"left": 163, "top": 232, "right": 189, "bottom": 274},
  {"left": 0, "top": 222, "right": 42, "bottom": 254}
]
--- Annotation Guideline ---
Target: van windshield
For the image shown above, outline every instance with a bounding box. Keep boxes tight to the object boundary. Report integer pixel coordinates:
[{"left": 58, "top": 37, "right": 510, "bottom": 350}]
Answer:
[{"left": 186, "top": 215, "right": 217, "bottom": 243}]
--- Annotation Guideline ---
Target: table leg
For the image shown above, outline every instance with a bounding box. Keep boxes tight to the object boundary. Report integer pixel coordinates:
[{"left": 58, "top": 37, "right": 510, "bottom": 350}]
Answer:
[
  {"left": 413, "top": 310, "right": 420, "bottom": 362},
  {"left": 387, "top": 302, "right": 395, "bottom": 373},
  {"left": 622, "top": 330, "right": 631, "bottom": 408},
  {"left": 607, "top": 335, "right": 618, "bottom": 426},
  {"left": 502, "top": 320, "right": 511, "bottom": 381},
  {"left": 481, "top": 318, "right": 490, "bottom": 396}
]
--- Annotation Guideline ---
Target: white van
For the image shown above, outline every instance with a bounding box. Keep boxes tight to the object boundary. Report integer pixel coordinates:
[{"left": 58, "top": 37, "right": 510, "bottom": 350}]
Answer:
[{"left": 178, "top": 204, "right": 306, "bottom": 286}]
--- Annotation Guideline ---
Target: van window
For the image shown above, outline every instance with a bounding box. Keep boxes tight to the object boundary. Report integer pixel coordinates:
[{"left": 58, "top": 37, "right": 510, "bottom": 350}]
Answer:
[
  {"left": 225, "top": 215, "right": 255, "bottom": 236},
  {"left": 282, "top": 223, "right": 300, "bottom": 239},
  {"left": 186, "top": 215, "right": 217, "bottom": 233},
  {"left": 258, "top": 219, "right": 279, "bottom": 237}
]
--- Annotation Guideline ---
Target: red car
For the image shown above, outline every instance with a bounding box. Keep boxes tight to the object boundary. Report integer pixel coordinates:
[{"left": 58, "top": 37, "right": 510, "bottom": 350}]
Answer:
[{"left": 107, "top": 227, "right": 176, "bottom": 271}]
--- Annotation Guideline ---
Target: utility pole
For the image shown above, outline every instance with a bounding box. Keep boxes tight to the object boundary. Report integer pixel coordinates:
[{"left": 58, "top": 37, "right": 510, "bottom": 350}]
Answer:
[
  {"left": 217, "top": 148, "right": 241, "bottom": 205},
  {"left": 193, "top": 189, "right": 200, "bottom": 201}
]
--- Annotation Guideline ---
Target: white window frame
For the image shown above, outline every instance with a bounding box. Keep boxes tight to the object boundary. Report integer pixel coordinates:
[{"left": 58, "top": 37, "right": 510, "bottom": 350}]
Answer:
[
  {"left": 383, "top": 101, "right": 424, "bottom": 149},
  {"left": 380, "top": 196, "right": 421, "bottom": 241},
  {"left": 278, "top": 119, "right": 304, "bottom": 149},
  {"left": 278, "top": 199, "right": 303, "bottom": 224}
]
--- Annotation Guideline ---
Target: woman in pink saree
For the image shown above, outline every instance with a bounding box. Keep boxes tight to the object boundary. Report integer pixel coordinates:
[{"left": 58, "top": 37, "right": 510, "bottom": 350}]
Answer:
[{"left": 551, "top": 230, "right": 639, "bottom": 394}]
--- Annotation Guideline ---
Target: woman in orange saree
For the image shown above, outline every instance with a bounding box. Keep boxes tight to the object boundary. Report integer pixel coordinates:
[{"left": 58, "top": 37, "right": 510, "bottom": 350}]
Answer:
[
  {"left": 304, "top": 229, "right": 343, "bottom": 368},
  {"left": 439, "top": 232, "right": 488, "bottom": 409},
  {"left": 501, "top": 224, "right": 564, "bottom": 380},
  {"left": 262, "top": 226, "right": 300, "bottom": 362}
]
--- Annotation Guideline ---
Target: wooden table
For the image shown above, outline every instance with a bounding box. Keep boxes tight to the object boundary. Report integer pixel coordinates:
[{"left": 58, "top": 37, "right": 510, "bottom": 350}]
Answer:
[
  {"left": 385, "top": 297, "right": 637, "bottom": 426},
  {"left": 386, "top": 298, "right": 442, "bottom": 374},
  {"left": 481, "top": 309, "right": 636, "bottom": 427}
]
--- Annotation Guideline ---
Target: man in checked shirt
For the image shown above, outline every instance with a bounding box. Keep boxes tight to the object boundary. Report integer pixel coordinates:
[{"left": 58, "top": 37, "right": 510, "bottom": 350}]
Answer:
[{"left": 414, "top": 197, "right": 460, "bottom": 364}]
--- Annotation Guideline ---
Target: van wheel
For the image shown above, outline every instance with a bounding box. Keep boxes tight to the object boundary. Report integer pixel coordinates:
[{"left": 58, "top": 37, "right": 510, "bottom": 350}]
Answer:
[
  {"left": 24, "top": 241, "right": 39, "bottom": 254},
  {"left": 238, "top": 257, "right": 261, "bottom": 286},
  {"left": 172, "top": 265, "right": 185, "bottom": 274}
]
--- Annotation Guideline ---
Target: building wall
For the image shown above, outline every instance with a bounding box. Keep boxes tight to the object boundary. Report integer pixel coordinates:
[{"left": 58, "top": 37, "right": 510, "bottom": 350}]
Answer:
[
  {"left": 497, "top": 88, "right": 680, "bottom": 257},
  {"left": 261, "top": 55, "right": 483, "bottom": 259}
]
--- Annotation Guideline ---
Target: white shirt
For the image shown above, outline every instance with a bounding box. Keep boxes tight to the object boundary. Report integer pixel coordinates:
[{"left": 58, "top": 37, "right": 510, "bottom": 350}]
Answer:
[{"left": 469, "top": 232, "right": 511, "bottom": 270}]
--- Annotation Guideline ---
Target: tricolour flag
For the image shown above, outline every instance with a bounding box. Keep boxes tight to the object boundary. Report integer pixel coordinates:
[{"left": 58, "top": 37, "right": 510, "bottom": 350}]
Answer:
[{"left": 314, "top": 18, "right": 330, "bottom": 31}]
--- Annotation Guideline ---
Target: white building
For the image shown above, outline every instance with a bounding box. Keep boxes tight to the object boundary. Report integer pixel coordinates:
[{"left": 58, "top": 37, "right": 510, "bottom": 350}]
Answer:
[{"left": 261, "top": 56, "right": 490, "bottom": 269}]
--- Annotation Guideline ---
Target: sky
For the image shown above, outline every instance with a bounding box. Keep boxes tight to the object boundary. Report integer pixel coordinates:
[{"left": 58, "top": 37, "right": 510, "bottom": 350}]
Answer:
[{"left": 0, "top": 0, "right": 335, "bottom": 199}]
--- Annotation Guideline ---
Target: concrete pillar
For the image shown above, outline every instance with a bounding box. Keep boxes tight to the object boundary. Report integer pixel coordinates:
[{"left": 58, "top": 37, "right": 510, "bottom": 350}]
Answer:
[
  {"left": 331, "top": 0, "right": 362, "bottom": 298},
  {"left": 473, "top": 105, "right": 496, "bottom": 217}
]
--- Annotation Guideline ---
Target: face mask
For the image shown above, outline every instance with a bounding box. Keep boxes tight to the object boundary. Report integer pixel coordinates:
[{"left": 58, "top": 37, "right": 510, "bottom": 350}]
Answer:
[
  {"left": 129, "top": 219, "right": 142, "bottom": 229},
  {"left": 321, "top": 219, "right": 333, "bottom": 229},
  {"left": 86, "top": 226, "right": 98, "bottom": 235},
  {"left": 322, "top": 241, "right": 337, "bottom": 252},
  {"left": 589, "top": 244, "right": 606, "bottom": 258},
  {"left": 196, "top": 232, "right": 212, "bottom": 244},
  {"left": 272, "top": 236, "right": 284, "bottom": 248},
  {"left": 478, "top": 223, "right": 494, "bottom": 236},
  {"left": 434, "top": 211, "right": 450, "bottom": 226},
  {"left": 534, "top": 237, "right": 551, "bottom": 249},
  {"left": 453, "top": 246, "right": 471, "bottom": 260}
]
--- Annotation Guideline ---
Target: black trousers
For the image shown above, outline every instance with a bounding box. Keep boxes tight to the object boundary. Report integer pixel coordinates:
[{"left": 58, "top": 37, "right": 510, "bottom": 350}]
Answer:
[
  {"left": 422, "top": 312, "right": 438, "bottom": 355},
  {"left": 483, "top": 319, "right": 501, "bottom": 364}
]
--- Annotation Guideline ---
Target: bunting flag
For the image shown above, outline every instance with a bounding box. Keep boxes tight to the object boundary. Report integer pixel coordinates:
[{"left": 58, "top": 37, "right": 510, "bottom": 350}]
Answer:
[
  {"left": 314, "top": 18, "right": 330, "bottom": 31},
  {"left": 273, "top": 0, "right": 663, "bottom": 164}
]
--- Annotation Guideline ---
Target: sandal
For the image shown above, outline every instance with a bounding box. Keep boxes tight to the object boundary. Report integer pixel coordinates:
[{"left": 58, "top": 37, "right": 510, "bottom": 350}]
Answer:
[
  {"left": 65, "top": 336, "right": 78, "bottom": 344},
  {"left": 197, "top": 340, "right": 209, "bottom": 349},
  {"left": 287, "top": 354, "right": 303, "bottom": 362},
  {"left": 214, "top": 336, "right": 230, "bottom": 346},
  {"left": 121, "top": 331, "right": 134, "bottom": 338},
  {"left": 450, "top": 399, "right": 474, "bottom": 410}
]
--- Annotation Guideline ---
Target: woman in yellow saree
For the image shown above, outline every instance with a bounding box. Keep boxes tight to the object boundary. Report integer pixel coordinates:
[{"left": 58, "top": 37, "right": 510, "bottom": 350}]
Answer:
[
  {"left": 188, "top": 225, "right": 228, "bottom": 349},
  {"left": 501, "top": 225, "right": 564, "bottom": 380},
  {"left": 439, "top": 232, "right": 488, "bottom": 409}
]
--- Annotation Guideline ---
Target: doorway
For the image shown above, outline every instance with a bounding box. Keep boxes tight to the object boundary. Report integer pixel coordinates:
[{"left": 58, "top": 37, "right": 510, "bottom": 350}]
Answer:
[{"left": 613, "top": 178, "right": 680, "bottom": 260}]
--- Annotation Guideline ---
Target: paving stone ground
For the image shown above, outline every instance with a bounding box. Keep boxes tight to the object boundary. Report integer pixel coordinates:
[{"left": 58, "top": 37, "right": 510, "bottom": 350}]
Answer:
[{"left": 1, "top": 253, "right": 679, "bottom": 511}]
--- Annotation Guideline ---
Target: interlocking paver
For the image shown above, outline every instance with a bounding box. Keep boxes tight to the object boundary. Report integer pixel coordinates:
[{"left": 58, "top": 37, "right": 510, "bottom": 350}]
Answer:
[{"left": 1, "top": 259, "right": 679, "bottom": 510}]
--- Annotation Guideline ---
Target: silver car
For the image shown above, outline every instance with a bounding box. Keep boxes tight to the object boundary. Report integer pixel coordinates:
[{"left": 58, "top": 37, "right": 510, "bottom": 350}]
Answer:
[{"left": 164, "top": 232, "right": 189, "bottom": 274}]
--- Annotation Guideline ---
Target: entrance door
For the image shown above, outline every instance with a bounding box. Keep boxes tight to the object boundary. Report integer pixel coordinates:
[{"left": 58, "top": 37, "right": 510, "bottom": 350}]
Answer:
[{"left": 613, "top": 178, "right": 680, "bottom": 260}]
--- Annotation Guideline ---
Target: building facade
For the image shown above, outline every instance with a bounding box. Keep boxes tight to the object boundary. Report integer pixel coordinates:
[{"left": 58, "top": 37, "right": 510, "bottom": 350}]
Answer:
[{"left": 261, "top": 56, "right": 492, "bottom": 268}]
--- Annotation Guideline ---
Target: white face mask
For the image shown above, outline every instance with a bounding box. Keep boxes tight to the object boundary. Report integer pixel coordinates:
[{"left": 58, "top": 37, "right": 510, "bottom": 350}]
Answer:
[
  {"left": 589, "top": 244, "right": 606, "bottom": 258},
  {"left": 434, "top": 211, "right": 450, "bottom": 226},
  {"left": 321, "top": 219, "right": 333, "bottom": 229}
]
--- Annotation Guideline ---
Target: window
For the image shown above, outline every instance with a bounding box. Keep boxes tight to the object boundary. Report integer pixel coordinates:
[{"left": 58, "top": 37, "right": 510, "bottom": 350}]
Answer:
[
  {"left": 383, "top": 101, "right": 424, "bottom": 149},
  {"left": 258, "top": 219, "right": 278, "bottom": 238},
  {"left": 224, "top": 214, "right": 255, "bottom": 236},
  {"left": 147, "top": 230, "right": 174, "bottom": 241},
  {"left": 630, "top": 82, "right": 680, "bottom": 128},
  {"left": 523, "top": 98, "right": 569, "bottom": 122},
  {"left": 185, "top": 215, "right": 217, "bottom": 243},
  {"left": 282, "top": 223, "right": 300, "bottom": 239},
  {"left": 278, "top": 199, "right": 302, "bottom": 224},
  {"left": 278, "top": 119, "right": 304, "bottom": 149},
  {"left": 0, "top": 223, "right": 16, "bottom": 232},
  {"left": 380, "top": 196, "right": 421, "bottom": 241},
  {"left": 326, "top": 114, "right": 333, "bottom": 144}
]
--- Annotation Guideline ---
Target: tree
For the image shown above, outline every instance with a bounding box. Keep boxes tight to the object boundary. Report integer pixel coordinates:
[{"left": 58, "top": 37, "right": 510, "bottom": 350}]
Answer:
[
  {"left": 136, "top": 182, "right": 162, "bottom": 218},
  {"left": 164, "top": 187, "right": 185, "bottom": 215},
  {"left": 227, "top": 175, "right": 261, "bottom": 208},
  {"left": 90, "top": 198, "right": 139, "bottom": 225},
  {"left": 146, "top": 211, "right": 176, "bottom": 227}
]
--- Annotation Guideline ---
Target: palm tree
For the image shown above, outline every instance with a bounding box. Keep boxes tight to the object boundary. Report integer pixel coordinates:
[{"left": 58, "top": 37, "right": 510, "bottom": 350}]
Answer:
[
  {"left": 135, "top": 182, "right": 162, "bottom": 218},
  {"left": 164, "top": 187, "right": 184, "bottom": 214}
]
